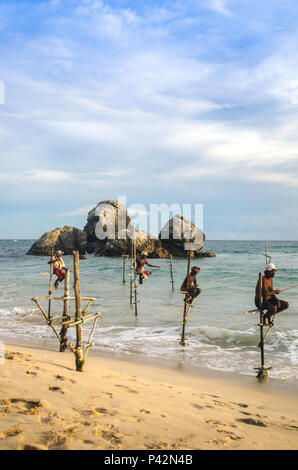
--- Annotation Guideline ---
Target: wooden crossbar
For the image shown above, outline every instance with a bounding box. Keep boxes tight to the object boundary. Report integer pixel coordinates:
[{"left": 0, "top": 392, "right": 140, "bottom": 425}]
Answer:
[{"left": 32, "top": 296, "right": 96, "bottom": 302}]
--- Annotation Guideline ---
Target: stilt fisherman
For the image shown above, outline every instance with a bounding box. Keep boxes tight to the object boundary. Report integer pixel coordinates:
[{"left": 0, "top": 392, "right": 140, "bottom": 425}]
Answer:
[
  {"left": 136, "top": 251, "right": 160, "bottom": 285},
  {"left": 181, "top": 266, "right": 201, "bottom": 305},
  {"left": 48, "top": 250, "right": 66, "bottom": 291},
  {"left": 255, "top": 263, "right": 289, "bottom": 325}
]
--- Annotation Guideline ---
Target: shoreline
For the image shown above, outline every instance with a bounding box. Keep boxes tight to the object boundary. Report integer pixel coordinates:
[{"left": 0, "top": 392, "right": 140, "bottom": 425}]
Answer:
[
  {"left": 1, "top": 339, "right": 298, "bottom": 450},
  {"left": 2, "top": 334, "right": 298, "bottom": 399}
]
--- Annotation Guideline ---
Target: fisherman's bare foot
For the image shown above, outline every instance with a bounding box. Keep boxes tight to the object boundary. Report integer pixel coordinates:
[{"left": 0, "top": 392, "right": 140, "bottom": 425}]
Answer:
[{"left": 264, "top": 317, "right": 274, "bottom": 326}]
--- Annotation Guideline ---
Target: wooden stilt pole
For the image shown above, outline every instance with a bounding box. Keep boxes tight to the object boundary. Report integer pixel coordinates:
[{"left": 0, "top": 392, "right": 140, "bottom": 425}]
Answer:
[
  {"left": 130, "top": 241, "right": 133, "bottom": 305},
  {"left": 133, "top": 241, "right": 138, "bottom": 316},
  {"left": 256, "top": 272, "right": 270, "bottom": 382},
  {"left": 180, "top": 250, "right": 192, "bottom": 346},
  {"left": 48, "top": 248, "right": 54, "bottom": 319},
  {"left": 59, "top": 268, "right": 70, "bottom": 352},
  {"left": 122, "top": 254, "right": 128, "bottom": 284},
  {"left": 169, "top": 254, "right": 174, "bottom": 291},
  {"left": 73, "top": 250, "right": 84, "bottom": 372}
]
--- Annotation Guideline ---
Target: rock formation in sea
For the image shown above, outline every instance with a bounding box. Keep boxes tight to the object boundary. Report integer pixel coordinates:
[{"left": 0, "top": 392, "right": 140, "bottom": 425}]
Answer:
[
  {"left": 27, "top": 200, "right": 215, "bottom": 258},
  {"left": 158, "top": 215, "right": 208, "bottom": 258},
  {"left": 27, "top": 226, "right": 87, "bottom": 256}
]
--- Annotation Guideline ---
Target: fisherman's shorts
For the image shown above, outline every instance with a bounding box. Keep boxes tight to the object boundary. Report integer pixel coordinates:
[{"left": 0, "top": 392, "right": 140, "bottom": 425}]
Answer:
[
  {"left": 54, "top": 268, "right": 65, "bottom": 281},
  {"left": 187, "top": 287, "right": 201, "bottom": 299},
  {"left": 262, "top": 297, "right": 289, "bottom": 315}
]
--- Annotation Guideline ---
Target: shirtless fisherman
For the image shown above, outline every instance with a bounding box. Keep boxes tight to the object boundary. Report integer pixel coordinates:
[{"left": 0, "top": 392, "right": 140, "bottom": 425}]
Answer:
[
  {"left": 181, "top": 266, "right": 201, "bottom": 305},
  {"left": 255, "top": 263, "right": 289, "bottom": 325},
  {"left": 136, "top": 251, "right": 160, "bottom": 285},
  {"left": 48, "top": 250, "right": 66, "bottom": 291}
]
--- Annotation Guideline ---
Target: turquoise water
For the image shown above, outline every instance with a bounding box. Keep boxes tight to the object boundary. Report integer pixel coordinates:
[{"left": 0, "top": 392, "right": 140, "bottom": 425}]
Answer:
[{"left": 0, "top": 239, "right": 298, "bottom": 382}]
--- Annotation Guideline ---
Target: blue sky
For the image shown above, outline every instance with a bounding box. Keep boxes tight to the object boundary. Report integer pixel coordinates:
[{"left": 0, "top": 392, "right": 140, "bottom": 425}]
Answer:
[{"left": 1, "top": 0, "right": 298, "bottom": 239}]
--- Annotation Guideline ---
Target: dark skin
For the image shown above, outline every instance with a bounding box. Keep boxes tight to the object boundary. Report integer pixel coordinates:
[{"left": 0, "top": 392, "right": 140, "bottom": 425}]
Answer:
[
  {"left": 137, "top": 256, "right": 160, "bottom": 269},
  {"left": 263, "top": 270, "right": 280, "bottom": 299},
  {"left": 137, "top": 256, "right": 160, "bottom": 285},
  {"left": 181, "top": 267, "right": 201, "bottom": 304},
  {"left": 186, "top": 268, "right": 200, "bottom": 289},
  {"left": 262, "top": 270, "right": 282, "bottom": 324}
]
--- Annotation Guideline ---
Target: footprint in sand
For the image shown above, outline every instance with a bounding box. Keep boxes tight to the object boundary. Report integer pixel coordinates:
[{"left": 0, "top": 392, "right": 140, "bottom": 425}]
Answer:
[
  {"left": 80, "top": 439, "right": 95, "bottom": 445},
  {"left": 48, "top": 386, "right": 65, "bottom": 394},
  {"left": 140, "top": 409, "right": 150, "bottom": 414},
  {"left": 191, "top": 403, "right": 204, "bottom": 410},
  {"left": 114, "top": 384, "right": 139, "bottom": 394},
  {"left": 79, "top": 406, "right": 114, "bottom": 419},
  {"left": 236, "top": 417, "right": 267, "bottom": 427},
  {"left": 5, "top": 351, "right": 32, "bottom": 361},
  {"left": 95, "top": 407, "right": 110, "bottom": 415},
  {"left": 94, "top": 424, "right": 123, "bottom": 446},
  {"left": 216, "top": 429, "right": 244, "bottom": 440},
  {"left": 41, "top": 431, "right": 66, "bottom": 449},
  {"left": 26, "top": 370, "right": 38, "bottom": 376},
  {"left": 54, "top": 375, "right": 76, "bottom": 384},
  {"left": 0, "top": 425, "right": 22, "bottom": 439},
  {"left": 18, "top": 444, "right": 48, "bottom": 450},
  {"left": 0, "top": 398, "right": 45, "bottom": 416}
]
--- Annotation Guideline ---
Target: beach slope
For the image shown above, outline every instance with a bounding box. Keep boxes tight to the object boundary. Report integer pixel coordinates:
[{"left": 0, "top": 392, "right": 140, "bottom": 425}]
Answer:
[{"left": 1, "top": 344, "right": 298, "bottom": 450}]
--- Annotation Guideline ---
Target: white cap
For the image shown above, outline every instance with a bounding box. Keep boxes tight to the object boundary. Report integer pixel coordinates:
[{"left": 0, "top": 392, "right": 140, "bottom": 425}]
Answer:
[
  {"left": 265, "top": 263, "right": 278, "bottom": 272},
  {"left": 141, "top": 251, "right": 148, "bottom": 256}
]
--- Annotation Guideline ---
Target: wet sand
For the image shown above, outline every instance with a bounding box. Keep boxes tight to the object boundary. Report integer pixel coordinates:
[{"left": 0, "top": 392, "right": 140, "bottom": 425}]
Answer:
[{"left": 1, "top": 342, "right": 298, "bottom": 450}]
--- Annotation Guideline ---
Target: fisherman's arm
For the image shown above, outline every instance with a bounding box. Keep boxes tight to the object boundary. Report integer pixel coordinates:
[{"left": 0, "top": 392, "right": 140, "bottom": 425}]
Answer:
[{"left": 145, "top": 261, "right": 160, "bottom": 268}]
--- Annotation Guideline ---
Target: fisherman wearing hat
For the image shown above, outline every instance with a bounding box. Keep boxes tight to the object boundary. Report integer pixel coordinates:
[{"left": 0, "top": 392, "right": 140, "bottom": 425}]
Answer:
[
  {"left": 255, "top": 263, "right": 289, "bottom": 325},
  {"left": 136, "top": 251, "right": 160, "bottom": 285},
  {"left": 48, "top": 250, "right": 66, "bottom": 290},
  {"left": 181, "top": 266, "right": 201, "bottom": 305}
]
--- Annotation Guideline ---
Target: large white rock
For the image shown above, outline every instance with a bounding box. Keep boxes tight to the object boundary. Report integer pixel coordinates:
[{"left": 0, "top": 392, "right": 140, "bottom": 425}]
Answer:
[
  {"left": 159, "top": 214, "right": 204, "bottom": 248},
  {"left": 84, "top": 200, "right": 131, "bottom": 242}
]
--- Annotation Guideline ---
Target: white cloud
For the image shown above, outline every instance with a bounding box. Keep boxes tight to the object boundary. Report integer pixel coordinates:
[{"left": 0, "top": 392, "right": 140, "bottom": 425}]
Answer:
[
  {"left": 0, "top": 80, "right": 4, "bottom": 104},
  {"left": 0, "top": 169, "right": 73, "bottom": 183},
  {"left": 206, "top": 0, "right": 231, "bottom": 16},
  {"left": 57, "top": 205, "right": 95, "bottom": 216},
  {"left": 45, "top": 120, "right": 126, "bottom": 142}
]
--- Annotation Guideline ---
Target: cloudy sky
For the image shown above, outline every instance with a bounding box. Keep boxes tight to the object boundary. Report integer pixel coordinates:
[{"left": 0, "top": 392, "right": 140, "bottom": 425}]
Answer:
[{"left": 1, "top": 0, "right": 298, "bottom": 239}]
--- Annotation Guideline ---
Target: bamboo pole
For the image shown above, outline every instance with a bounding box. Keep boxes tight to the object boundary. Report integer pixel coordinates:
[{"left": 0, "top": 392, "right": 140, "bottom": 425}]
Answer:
[
  {"left": 33, "top": 299, "right": 61, "bottom": 343},
  {"left": 169, "top": 255, "right": 174, "bottom": 291},
  {"left": 130, "top": 241, "right": 133, "bottom": 305},
  {"left": 180, "top": 250, "right": 192, "bottom": 346},
  {"left": 279, "top": 284, "right": 298, "bottom": 293},
  {"left": 63, "top": 312, "right": 101, "bottom": 327},
  {"left": 83, "top": 316, "right": 100, "bottom": 363},
  {"left": 73, "top": 250, "right": 84, "bottom": 372},
  {"left": 59, "top": 268, "right": 70, "bottom": 352},
  {"left": 32, "top": 296, "right": 96, "bottom": 301},
  {"left": 48, "top": 248, "right": 54, "bottom": 319},
  {"left": 256, "top": 272, "right": 270, "bottom": 382},
  {"left": 133, "top": 241, "right": 138, "bottom": 316},
  {"left": 259, "top": 273, "right": 265, "bottom": 369},
  {"left": 122, "top": 255, "right": 128, "bottom": 284}
]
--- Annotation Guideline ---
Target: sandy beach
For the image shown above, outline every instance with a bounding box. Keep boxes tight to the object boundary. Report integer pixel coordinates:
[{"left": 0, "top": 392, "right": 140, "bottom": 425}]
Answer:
[{"left": 0, "top": 342, "right": 298, "bottom": 450}]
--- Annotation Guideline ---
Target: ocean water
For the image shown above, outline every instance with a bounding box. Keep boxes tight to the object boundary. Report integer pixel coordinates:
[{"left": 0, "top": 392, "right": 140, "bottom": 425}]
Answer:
[{"left": 1, "top": 239, "right": 298, "bottom": 382}]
